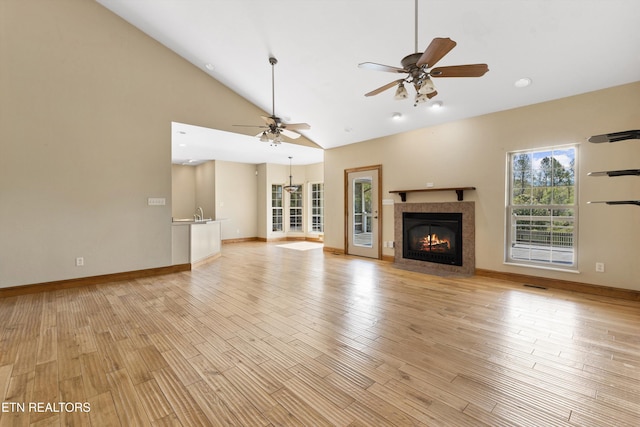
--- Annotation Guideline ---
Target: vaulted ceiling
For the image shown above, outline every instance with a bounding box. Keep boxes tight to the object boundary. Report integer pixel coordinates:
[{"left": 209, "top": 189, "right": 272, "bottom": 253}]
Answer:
[{"left": 97, "top": 0, "right": 640, "bottom": 164}]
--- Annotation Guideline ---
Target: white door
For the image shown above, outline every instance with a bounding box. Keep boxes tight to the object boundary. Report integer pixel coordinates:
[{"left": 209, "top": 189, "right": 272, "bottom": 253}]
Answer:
[{"left": 346, "top": 166, "right": 381, "bottom": 259}]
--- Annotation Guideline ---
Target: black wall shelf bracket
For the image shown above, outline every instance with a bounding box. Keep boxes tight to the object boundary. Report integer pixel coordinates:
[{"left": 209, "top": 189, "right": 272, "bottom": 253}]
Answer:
[
  {"left": 587, "top": 169, "right": 640, "bottom": 177},
  {"left": 588, "top": 130, "right": 640, "bottom": 143},
  {"left": 588, "top": 201, "right": 640, "bottom": 207}
]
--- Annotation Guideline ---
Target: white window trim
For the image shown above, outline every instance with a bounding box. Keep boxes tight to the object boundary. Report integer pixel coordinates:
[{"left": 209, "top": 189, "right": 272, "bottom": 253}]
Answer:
[
  {"left": 287, "top": 184, "right": 304, "bottom": 234},
  {"left": 308, "top": 181, "right": 324, "bottom": 235},
  {"left": 271, "top": 184, "right": 284, "bottom": 234},
  {"left": 504, "top": 144, "right": 578, "bottom": 271}
]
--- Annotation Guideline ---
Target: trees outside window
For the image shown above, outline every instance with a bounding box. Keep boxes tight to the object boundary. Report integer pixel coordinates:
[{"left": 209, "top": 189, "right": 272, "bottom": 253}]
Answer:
[
  {"left": 289, "top": 186, "right": 303, "bottom": 232},
  {"left": 507, "top": 146, "right": 577, "bottom": 268},
  {"left": 272, "top": 185, "right": 283, "bottom": 232},
  {"left": 310, "top": 183, "right": 324, "bottom": 233}
]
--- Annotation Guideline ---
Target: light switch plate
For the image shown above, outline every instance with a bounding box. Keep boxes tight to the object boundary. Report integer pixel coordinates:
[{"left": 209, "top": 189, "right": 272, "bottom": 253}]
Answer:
[{"left": 148, "top": 197, "right": 166, "bottom": 206}]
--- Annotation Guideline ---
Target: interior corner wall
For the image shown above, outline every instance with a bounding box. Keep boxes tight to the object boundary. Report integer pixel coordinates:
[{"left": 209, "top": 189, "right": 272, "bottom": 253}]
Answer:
[
  {"left": 0, "top": 0, "right": 278, "bottom": 287},
  {"left": 305, "top": 162, "right": 325, "bottom": 184},
  {"left": 214, "top": 161, "right": 258, "bottom": 240},
  {"left": 256, "top": 163, "right": 268, "bottom": 239},
  {"left": 171, "top": 165, "right": 196, "bottom": 219},
  {"left": 195, "top": 161, "right": 216, "bottom": 220},
  {"left": 324, "top": 82, "right": 640, "bottom": 291}
]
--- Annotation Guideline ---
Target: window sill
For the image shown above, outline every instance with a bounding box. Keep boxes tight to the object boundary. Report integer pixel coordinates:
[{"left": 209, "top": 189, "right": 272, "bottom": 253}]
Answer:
[{"left": 504, "top": 261, "right": 579, "bottom": 274}]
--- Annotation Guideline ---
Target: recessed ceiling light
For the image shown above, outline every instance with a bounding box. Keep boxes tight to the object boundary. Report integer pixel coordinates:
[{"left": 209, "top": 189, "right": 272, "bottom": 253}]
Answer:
[
  {"left": 514, "top": 77, "right": 532, "bottom": 88},
  {"left": 430, "top": 101, "right": 443, "bottom": 110},
  {"left": 392, "top": 112, "right": 403, "bottom": 120},
  {"left": 204, "top": 63, "right": 214, "bottom": 71}
]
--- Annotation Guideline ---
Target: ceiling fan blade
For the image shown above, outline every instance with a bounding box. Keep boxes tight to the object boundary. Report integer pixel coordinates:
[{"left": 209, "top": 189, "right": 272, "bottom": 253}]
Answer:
[
  {"left": 280, "top": 129, "right": 301, "bottom": 139},
  {"left": 416, "top": 37, "right": 457, "bottom": 68},
  {"left": 281, "top": 123, "right": 310, "bottom": 131},
  {"left": 430, "top": 64, "right": 489, "bottom": 78},
  {"left": 358, "top": 62, "right": 406, "bottom": 73},
  {"left": 233, "top": 124, "right": 267, "bottom": 129},
  {"left": 261, "top": 116, "right": 278, "bottom": 126},
  {"left": 364, "top": 79, "right": 405, "bottom": 97}
]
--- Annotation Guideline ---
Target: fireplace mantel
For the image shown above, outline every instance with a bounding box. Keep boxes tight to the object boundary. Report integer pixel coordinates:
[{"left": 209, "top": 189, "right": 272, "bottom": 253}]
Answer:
[{"left": 389, "top": 186, "right": 476, "bottom": 202}]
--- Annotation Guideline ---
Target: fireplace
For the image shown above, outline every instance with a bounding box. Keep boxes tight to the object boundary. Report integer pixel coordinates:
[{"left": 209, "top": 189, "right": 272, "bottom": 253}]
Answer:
[
  {"left": 394, "top": 202, "right": 475, "bottom": 276},
  {"left": 403, "top": 212, "right": 463, "bottom": 266}
]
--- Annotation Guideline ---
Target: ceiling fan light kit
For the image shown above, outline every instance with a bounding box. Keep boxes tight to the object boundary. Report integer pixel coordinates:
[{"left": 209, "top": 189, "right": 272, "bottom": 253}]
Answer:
[
  {"left": 359, "top": 0, "right": 489, "bottom": 105},
  {"left": 418, "top": 77, "right": 436, "bottom": 95},
  {"left": 394, "top": 83, "right": 409, "bottom": 99}
]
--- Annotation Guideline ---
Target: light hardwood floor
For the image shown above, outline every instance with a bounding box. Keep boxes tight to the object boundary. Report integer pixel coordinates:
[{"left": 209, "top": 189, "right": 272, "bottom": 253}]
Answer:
[{"left": 1, "top": 241, "right": 639, "bottom": 426}]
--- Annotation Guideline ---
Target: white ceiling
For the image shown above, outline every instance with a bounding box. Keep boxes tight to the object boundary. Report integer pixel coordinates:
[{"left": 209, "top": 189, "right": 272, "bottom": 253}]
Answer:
[
  {"left": 97, "top": 0, "right": 640, "bottom": 164},
  {"left": 172, "top": 122, "right": 324, "bottom": 166}
]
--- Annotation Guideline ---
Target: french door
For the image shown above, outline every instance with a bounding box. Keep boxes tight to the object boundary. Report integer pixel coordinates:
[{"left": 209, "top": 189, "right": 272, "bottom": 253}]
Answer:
[{"left": 345, "top": 165, "right": 381, "bottom": 259}]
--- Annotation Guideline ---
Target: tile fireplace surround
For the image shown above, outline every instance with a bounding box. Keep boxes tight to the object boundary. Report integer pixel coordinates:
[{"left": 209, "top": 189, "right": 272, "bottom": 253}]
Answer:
[{"left": 394, "top": 201, "right": 475, "bottom": 276}]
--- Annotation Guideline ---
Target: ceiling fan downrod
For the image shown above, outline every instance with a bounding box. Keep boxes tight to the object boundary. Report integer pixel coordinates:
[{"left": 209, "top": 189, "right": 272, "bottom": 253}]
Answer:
[
  {"left": 415, "top": 0, "right": 419, "bottom": 54},
  {"left": 269, "top": 57, "right": 277, "bottom": 118}
]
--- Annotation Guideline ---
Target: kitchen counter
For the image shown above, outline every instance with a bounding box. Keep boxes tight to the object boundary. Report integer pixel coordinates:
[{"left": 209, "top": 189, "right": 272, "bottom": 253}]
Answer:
[
  {"left": 171, "top": 219, "right": 222, "bottom": 266},
  {"left": 171, "top": 217, "right": 216, "bottom": 224}
]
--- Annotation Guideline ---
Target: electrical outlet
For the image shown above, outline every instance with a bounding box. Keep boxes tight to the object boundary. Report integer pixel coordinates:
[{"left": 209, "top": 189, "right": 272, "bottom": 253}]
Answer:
[
  {"left": 75, "top": 257, "right": 84, "bottom": 267},
  {"left": 595, "top": 262, "right": 605, "bottom": 273}
]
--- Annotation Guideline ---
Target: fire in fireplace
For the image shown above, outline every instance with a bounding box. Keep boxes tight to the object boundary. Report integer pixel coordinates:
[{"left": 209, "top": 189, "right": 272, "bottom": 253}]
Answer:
[{"left": 403, "top": 212, "right": 463, "bottom": 266}]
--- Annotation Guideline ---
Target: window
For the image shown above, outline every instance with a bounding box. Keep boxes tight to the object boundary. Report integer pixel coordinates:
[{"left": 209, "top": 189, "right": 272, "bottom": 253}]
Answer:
[
  {"left": 506, "top": 145, "right": 577, "bottom": 268},
  {"left": 272, "top": 184, "right": 283, "bottom": 232},
  {"left": 289, "top": 186, "right": 303, "bottom": 232},
  {"left": 354, "top": 179, "right": 372, "bottom": 234},
  {"left": 310, "top": 183, "right": 324, "bottom": 232}
]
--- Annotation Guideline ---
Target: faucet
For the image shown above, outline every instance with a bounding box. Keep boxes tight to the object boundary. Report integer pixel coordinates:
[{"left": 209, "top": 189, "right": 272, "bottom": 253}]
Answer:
[{"left": 195, "top": 206, "right": 204, "bottom": 221}]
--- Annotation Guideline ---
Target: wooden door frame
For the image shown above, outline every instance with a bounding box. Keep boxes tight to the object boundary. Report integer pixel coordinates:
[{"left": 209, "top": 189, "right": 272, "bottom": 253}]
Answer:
[{"left": 344, "top": 165, "right": 383, "bottom": 259}]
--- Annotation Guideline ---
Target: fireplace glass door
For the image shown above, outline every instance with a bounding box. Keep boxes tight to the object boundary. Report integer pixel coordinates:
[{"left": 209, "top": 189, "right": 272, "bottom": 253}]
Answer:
[{"left": 403, "top": 212, "right": 463, "bottom": 266}]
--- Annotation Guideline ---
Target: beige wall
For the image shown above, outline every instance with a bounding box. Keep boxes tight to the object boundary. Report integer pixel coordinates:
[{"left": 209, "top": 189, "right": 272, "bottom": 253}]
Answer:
[
  {"left": 172, "top": 161, "right": 215, "bottom": 220},
  {"left": 171, "top": 165, "right": 196, "bottom": 219},
  {"left": 214, "top": 161, "right": 258, "bottom": 240},
  {"left": 256, "top": 163, "right": 268, "bottom": 238},
  {"left": 0, "top": 0, "right": 314, "bottom": 287},
  {"left": 324, "top": 82, "right": 640, "bottom": 291},
  {"left": 1, "top": 0, "right": 637, "bottom": 292},
  {"left": 195, "top": 161, "right": 216, "bottom": 220}
]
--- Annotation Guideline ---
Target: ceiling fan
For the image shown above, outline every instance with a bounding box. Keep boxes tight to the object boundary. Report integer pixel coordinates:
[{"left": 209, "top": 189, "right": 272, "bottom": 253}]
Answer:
[
  {"left": 234, "top": 57, "right": 310, "bottom": 146},
  {"left": 359, "top": 0, "right": 489, "bottom": 106}
]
